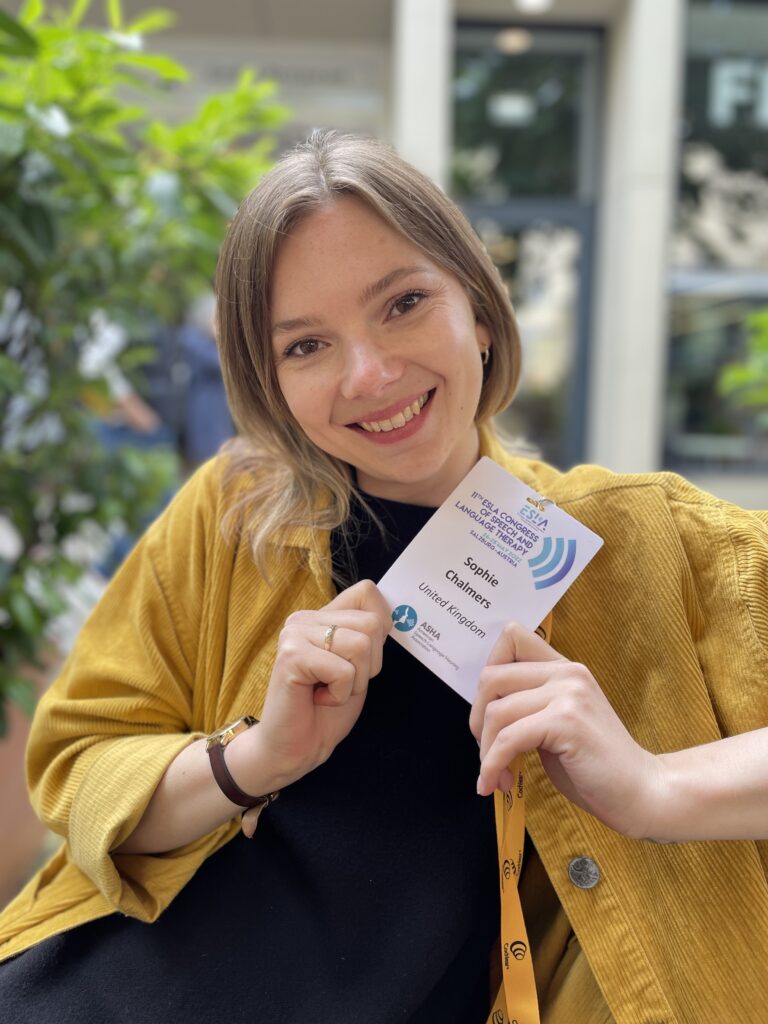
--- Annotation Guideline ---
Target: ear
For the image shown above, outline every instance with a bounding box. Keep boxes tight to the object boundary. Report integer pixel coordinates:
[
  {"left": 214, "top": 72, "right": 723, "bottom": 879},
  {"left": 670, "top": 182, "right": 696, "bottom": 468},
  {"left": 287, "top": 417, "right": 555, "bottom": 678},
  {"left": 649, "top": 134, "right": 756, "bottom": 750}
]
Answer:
[{"left": 475, "top": 318, "right": 492, "bottom": 357}]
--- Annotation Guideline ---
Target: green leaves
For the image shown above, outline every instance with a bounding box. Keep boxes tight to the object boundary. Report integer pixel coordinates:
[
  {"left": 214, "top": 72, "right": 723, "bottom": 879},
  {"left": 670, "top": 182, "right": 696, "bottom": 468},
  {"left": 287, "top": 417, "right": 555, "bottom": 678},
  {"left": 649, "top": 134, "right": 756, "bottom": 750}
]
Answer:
[
  {"left": 19, "top": 0, "right": 46, "bottom": 27},
  {"left": 5, "top": 678, "right": 37, "bottom": 718},
  {"left": 9, "top": 590, "right": 42, "bottom": 634},
  {"left": 0, "top": 119, "right": 26, "bottom": 159},
  {"left": 718, "top": 309, "right": 768, "bottom": 431},
  {"left": 125, "top": 8, "right": 176, "bottom": 34},
  {"left": 0, "top": 1, "right": 287, "bottom": 729},
  {"left": 107, "top": 0, "right": 123, "bottom": 30},
  {"left": 115, "top": 51, "right": 188, "bottom": 82},
  {"left": 0, "top": 201, "right": 48, "bottom": 269},
  {"left": 65, "top": 0, "right": 94, "bottom": 29},
  {"left": 0, "top": 9, "right": 39, "bottom": 58}
]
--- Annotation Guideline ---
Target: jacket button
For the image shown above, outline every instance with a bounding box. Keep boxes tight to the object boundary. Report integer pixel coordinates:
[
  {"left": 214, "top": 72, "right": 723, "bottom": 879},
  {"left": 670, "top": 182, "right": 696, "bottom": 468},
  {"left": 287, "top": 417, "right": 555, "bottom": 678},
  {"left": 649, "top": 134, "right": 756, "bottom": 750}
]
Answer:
[{"left": 568, "top": 856, "right": 601, "bottom": 889}]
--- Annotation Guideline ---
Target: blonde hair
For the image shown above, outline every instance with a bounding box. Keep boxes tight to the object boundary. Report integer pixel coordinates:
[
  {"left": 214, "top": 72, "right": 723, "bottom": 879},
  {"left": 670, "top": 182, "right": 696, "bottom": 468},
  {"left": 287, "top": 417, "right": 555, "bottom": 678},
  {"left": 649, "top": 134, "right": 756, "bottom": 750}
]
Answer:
[{"left": 215, "top": 129, "right": 522, "bottom": 574}]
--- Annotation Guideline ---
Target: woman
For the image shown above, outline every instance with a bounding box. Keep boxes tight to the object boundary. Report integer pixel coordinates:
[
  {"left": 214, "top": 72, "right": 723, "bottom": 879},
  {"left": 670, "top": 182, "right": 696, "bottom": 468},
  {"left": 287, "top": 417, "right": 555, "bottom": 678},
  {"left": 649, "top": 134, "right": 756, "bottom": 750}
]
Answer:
[{"left": 1, "top": 130, "right": 767, "bottom": 1023}]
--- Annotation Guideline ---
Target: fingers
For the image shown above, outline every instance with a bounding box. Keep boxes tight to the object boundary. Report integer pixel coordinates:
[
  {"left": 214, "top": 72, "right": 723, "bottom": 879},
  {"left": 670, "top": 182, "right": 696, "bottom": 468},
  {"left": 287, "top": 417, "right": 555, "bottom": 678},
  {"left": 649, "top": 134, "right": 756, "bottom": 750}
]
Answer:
[
  {"left": 477, "top": 711, "right": 551, "bottom": 796},
  {"left": 485, "top": 620, "right": 566, "bottom": 667},
  {"left": 321, "top": 626, "right": 376, "bottom": 694},
  {"left": 469, "top": 661, "right": 555, "bottom": 741},
  {"left": 473, "top": 638, "right": 615, "bottom": 801},
  {"left": 477, "top": 688, "right": 551, "bottom": 761},
  {"left": 469, "top": 623, "right": 568, "bottom": 743},
  {"left": 304, "top": 649, "right": 358, "bottom": 706},
  {"left": 472, "top": 622, "right": 601, "bottom": 797},
  {"left": 283, "top": 609, "right": 383, "bottom": 688},
  {"left": 241, "top": 803, "right": 266, "bottom": 839},
  {"left": 276, "top": 583, "right": 390, "bottom": 708},
  {"left": 327, "top": 579, "right": 391, "bottom": 639},
  {"left": 278, "top": 620, "right": 371, "bottom": 701}
]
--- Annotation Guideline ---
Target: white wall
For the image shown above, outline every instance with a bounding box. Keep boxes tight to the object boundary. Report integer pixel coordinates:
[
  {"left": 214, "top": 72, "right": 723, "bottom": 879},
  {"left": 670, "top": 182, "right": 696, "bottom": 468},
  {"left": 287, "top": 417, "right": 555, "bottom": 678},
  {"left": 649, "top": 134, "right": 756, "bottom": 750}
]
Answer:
[
  {"left": 392, "top": 0, "right": 453, "bottom": 188},
  {"left": 586, "top": 0, "right": 686, "bottom": 473}
]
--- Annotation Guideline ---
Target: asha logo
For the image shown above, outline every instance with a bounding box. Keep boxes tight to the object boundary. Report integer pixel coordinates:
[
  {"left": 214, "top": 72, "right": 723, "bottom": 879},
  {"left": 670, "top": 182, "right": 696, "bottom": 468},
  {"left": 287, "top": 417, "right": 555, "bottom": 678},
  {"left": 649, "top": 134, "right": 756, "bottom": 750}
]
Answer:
[
  {"left": 392, "top": 604, "right": 418, "bottom": 632},
  {"left": 528, "top": 536, "right": 577, "bottom": 590}
]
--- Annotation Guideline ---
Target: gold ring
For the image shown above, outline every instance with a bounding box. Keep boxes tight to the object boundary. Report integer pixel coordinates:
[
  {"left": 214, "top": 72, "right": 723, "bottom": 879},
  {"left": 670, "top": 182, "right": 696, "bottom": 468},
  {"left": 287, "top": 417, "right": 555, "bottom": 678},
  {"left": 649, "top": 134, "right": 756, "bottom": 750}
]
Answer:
[{"left": 323, "top": 624, "right": 338, "bottom": 652}]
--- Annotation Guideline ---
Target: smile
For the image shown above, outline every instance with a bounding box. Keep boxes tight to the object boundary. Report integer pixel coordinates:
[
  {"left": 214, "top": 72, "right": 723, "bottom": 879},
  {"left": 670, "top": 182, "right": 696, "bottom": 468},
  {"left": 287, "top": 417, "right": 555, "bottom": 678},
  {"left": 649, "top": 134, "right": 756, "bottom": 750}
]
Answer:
[{"left": 357, "top": 391, "right": 430, "bottom": 433}]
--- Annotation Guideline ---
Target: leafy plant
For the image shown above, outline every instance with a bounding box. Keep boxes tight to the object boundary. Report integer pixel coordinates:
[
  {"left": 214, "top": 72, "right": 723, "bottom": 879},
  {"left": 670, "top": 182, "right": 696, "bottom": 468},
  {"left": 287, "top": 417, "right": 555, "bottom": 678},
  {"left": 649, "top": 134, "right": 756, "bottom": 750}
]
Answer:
[
  {"left": 0, "top": 0, "right": 289, "bottom": 735},
  {"left": 718, "top": 309, "right": 768, "bottom": 433}
]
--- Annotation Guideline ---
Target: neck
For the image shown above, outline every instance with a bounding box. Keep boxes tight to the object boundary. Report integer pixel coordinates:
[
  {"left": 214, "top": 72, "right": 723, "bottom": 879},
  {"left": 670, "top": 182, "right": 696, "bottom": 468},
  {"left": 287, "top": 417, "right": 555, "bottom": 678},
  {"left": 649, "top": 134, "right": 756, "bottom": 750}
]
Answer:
[{"left": 356, "top": 426, "right": 481, "bottom": 507}]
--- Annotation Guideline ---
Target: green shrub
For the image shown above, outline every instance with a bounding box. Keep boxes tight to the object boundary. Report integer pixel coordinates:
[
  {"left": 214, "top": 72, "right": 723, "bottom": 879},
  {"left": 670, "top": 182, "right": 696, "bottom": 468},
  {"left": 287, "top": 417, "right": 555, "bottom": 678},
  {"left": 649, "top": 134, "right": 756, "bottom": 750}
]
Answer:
[
  {"left": 718, "top": 309, "right": 768, "bottom": 433},
  {"left": 0, "top": 0, "right": 288, "bottom": 734}
]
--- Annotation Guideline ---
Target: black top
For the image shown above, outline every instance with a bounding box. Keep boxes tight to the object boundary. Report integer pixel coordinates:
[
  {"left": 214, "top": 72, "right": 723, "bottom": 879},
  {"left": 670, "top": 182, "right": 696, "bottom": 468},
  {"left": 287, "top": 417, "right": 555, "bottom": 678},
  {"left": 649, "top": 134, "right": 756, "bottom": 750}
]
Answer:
[{"left": 0, "top": 494, "right": 500, "bottom": 1024}]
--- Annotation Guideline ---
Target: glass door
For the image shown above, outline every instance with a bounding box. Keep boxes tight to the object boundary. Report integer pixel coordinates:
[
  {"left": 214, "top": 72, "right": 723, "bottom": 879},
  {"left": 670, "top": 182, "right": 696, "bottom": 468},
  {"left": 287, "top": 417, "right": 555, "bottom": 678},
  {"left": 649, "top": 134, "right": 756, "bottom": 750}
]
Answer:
[{"left": 453, "top": 24, "right": 602, "bottom": 469}]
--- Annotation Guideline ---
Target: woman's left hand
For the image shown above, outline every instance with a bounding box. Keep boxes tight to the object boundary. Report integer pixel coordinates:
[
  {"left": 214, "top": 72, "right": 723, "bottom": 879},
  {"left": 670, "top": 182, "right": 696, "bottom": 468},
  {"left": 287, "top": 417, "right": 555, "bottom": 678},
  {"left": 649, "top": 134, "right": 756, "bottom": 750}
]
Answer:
[{"left": 469, "top": 622, "right": 663, "bottom": 838}]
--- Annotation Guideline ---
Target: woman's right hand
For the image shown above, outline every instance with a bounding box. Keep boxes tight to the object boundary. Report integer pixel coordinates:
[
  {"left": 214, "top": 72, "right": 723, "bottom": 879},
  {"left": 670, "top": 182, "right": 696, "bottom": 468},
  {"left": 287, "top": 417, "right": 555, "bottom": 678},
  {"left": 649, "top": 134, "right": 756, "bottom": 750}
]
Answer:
[{"left": 239, "top": 579, "right": 391, "bottom": 800}]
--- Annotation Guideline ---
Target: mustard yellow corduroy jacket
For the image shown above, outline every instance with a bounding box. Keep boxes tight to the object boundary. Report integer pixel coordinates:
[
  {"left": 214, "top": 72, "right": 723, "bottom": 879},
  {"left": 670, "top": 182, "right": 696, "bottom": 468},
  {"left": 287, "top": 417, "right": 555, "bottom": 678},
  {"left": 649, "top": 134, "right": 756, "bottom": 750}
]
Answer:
[{"left": 1, "top": 431, "right": 767, "bottom": 1023}]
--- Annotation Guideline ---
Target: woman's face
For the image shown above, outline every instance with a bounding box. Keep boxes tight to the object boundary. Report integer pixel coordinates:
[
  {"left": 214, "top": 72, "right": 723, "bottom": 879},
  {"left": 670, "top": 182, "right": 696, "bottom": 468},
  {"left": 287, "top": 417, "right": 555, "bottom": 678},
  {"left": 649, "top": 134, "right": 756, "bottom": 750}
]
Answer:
[{"left": 270, "top": 197, "right": 490, "bottom": 505}]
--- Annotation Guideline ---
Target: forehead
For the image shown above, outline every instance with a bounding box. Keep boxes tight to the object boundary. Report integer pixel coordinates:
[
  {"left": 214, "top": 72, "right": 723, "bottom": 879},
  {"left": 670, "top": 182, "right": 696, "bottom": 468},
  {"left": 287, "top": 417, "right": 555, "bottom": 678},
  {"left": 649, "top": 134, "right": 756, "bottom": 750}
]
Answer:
[{"left": 271, "top": 197, "right": 432, "bottom": 311}]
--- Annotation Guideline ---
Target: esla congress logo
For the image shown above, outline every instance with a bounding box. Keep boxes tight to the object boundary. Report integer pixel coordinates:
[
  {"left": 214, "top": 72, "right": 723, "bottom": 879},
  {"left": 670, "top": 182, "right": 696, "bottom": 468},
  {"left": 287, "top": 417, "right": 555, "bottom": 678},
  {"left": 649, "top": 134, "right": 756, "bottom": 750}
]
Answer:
[
  {"left": 392, "top": 604, "right": 418, "bottom": 632},
  {"left": 527, "top": 536, "right": 577, "bottom": 590}
]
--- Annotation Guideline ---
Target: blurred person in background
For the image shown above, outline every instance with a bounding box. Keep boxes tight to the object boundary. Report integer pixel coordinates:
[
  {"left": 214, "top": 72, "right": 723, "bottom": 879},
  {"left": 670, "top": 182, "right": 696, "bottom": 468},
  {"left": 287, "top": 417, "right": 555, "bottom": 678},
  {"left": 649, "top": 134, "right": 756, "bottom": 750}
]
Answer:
[
  {"left": 82, "top": 310, "right": 179, "bottom": 576},
  {"left": 176, "top": 291, "right": 235, "bottom": 469},
  {"left": 90, "top": 295, "right": 234, "bottom": 576},
  {"left": 0, "top": 131, "right": 766, "bottom": 1024}
]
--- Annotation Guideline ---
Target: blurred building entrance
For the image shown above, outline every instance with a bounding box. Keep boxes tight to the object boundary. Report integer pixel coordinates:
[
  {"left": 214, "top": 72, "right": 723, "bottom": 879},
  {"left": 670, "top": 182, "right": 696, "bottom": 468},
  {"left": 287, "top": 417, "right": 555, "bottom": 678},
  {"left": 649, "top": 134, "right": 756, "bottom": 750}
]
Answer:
[{"left": 453, "top": 24, "right": 603, "bottom": 468}]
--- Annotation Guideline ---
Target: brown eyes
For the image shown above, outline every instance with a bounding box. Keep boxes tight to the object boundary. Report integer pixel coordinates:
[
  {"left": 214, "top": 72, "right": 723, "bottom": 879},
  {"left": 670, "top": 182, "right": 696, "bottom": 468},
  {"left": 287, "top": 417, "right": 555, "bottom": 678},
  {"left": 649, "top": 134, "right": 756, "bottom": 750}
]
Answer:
[
  {"left": 390, "top": 290, "right": 428, "bottom": 317},
  {"left": 281, "top": 337, "right": 323, "bottom": 359},
  {"left": 282, "top": 288, "right": 430, "bottom": 360},
  {"left": 294, "top": 339, "right": 321, "bottom": 357}
]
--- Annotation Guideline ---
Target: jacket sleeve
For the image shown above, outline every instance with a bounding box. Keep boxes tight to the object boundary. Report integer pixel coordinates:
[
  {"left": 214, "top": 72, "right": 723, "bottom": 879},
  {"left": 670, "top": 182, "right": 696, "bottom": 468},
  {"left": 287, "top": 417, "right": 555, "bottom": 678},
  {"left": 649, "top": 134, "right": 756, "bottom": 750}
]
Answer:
[
  {"left": 667, "top": 478, "right": 768, "bottom": 738},
  {"left": 25, "top": 460, "right": 240, "bottom": 922}
]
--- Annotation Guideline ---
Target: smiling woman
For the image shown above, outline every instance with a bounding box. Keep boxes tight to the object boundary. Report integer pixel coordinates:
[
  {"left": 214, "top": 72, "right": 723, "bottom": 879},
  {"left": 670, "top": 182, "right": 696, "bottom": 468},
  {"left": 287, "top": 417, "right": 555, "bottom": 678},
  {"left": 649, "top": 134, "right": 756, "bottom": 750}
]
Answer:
[
  {"left": 269, "top": 198, "right": 488, "bottom": 503},
  {"left": 215, "top": 130, "right": 521, "bottom": 571},
  {"left": 1, "top": 130, "right": 768, "bottom": 1024}
]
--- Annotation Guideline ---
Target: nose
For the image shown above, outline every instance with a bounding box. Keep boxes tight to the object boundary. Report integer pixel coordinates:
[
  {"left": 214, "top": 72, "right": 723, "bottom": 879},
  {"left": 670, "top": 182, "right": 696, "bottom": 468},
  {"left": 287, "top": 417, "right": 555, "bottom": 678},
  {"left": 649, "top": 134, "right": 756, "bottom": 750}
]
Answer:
[{"left": 340, "top": 338, "right": 404, "bottom": 400}]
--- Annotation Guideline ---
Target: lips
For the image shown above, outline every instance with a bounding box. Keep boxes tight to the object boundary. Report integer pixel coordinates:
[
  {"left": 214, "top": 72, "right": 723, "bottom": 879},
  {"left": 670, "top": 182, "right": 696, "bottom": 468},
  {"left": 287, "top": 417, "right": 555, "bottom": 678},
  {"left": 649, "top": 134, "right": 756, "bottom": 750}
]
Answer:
[{"left": 357, "top": 391, "right": 430, "bottom": 433}]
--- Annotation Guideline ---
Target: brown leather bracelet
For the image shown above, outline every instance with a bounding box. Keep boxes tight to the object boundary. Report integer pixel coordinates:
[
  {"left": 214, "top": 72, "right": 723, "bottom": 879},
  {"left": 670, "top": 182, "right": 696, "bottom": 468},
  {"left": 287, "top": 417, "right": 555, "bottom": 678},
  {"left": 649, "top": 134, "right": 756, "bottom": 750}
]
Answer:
[{"left": 207, "top": 741, "right": 279, "bottom": 810}]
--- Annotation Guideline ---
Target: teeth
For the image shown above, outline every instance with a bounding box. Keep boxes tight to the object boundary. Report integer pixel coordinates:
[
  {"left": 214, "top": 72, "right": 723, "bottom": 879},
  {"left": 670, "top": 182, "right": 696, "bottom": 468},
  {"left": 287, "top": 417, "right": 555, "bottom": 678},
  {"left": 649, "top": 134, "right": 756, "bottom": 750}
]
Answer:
[{"left": 358, "top": 391, "right": 430, "bottom": 433}]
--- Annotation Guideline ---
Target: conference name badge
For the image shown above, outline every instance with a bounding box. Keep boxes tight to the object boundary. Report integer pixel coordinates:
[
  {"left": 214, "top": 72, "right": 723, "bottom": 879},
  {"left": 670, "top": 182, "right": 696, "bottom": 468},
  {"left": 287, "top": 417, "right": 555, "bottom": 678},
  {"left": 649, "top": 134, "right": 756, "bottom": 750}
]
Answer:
[{"left": 377, "top": 458, "right": 604, "bottom": 702}]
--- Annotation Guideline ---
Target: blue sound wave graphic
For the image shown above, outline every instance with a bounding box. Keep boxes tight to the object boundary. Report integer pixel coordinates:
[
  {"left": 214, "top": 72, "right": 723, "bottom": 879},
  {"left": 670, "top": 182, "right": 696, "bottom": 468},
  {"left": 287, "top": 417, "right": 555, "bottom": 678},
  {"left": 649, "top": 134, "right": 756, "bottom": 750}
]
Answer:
[{"left": 528, "top": 537, "right": 577, "bottom": 590}]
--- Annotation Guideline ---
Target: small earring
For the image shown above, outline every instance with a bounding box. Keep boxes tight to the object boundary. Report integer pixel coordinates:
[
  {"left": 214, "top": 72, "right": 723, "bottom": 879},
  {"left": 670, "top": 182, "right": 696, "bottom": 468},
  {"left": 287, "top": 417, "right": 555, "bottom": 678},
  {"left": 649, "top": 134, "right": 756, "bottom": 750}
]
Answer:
[{"left": 482, "top": 347, "right": 490, "bottom": 366}]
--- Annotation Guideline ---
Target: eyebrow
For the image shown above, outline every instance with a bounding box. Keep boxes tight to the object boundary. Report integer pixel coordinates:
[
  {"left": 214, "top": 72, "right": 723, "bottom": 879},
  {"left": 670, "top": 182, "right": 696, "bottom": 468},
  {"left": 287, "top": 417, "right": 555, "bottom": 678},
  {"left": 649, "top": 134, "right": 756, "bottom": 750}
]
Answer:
[
  {"left": 271, "top": 264, "right": 432, "bottom": 336},
  {"left": 359, "top": 264, "right": 431, "bottom": 306}
]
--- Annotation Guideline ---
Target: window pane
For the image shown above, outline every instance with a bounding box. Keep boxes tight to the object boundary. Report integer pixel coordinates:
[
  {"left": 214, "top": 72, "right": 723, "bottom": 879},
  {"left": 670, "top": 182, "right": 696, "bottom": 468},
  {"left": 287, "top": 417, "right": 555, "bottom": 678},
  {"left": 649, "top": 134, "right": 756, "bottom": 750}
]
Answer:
[
  {"left": 665, "top": 0, "right": 768, "bottom": 472},
  {"left": 472, "top": 216, "right": 582, "bottom": 468},
  {"left": 666, "top": 277, "right": 768, "bottom": 469},
  {"left": 453, "top": 28, "right": 600, "bottom": 201}
]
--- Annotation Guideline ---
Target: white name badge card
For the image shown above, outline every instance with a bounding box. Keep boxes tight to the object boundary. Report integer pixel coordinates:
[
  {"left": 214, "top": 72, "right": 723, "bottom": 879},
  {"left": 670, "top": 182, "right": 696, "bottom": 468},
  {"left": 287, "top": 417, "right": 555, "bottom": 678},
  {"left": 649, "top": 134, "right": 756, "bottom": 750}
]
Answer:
[{"left": 377, "top": 457, "right": 603, "bottom": 703}]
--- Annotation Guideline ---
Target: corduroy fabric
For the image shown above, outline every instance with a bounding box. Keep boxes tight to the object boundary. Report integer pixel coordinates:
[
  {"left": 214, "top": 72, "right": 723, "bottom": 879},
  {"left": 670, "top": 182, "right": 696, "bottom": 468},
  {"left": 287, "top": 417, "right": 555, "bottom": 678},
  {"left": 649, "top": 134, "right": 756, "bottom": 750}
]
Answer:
[{"left": 1, "top": 429, "right": 767, "bottom": 1024}]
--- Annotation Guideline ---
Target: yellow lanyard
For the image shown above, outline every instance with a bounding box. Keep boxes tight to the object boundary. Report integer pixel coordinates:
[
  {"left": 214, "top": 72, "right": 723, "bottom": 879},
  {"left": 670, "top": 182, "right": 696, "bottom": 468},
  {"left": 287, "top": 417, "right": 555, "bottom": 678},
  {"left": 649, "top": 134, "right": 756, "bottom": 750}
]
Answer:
[{"left": 486, "top": 613, "right": 552, "bottom": 1024}]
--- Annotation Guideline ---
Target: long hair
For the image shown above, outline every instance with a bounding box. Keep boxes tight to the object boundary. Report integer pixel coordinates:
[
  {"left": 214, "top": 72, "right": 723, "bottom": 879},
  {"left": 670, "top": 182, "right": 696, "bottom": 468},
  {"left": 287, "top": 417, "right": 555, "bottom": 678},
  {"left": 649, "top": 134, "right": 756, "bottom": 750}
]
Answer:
[{"left": 215, "top": 129, "right": 522, "bottom": 575}]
